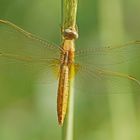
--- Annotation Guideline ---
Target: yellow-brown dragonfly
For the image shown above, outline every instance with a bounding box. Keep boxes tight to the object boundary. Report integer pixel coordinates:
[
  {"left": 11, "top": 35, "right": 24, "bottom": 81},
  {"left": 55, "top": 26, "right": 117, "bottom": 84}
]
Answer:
[{"left": 0, "top": 20, "right": 140, "bottom": 126}]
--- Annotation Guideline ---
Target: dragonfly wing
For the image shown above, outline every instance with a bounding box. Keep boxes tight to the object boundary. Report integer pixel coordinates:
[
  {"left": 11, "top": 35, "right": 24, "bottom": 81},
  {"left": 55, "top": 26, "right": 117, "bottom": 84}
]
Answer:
[
  {"left": 75, "top": 41, "right": 140, "bottom": 68},
  {"left": 0, "top": 20, "right": 61, "bottom": 80},
  {"left": 74, "top": 61, "right": 140, "bottom": 96}
]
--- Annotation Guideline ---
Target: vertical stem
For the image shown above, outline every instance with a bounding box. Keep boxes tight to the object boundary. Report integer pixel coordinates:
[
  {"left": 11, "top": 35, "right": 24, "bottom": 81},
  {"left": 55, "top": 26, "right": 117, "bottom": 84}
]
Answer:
[
  {"left": 61, "top": 0, "right": 78, "bottom": 140},
  {"left": 62, "top": 0, "right": 78, "bottom": 29}
]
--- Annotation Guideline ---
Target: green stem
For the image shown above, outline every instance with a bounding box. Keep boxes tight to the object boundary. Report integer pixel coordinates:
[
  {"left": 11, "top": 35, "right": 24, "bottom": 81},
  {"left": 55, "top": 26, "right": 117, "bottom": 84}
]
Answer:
[
  {"left": 62, "top": 0, "right": 78, "bottom": 29},
  {"left": 61, "top": 0, "right": 78, "bottom": 140}
]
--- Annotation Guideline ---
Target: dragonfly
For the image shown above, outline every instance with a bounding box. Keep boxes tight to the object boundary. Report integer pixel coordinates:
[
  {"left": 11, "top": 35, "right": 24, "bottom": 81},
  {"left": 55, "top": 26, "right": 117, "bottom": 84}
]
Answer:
[{"left": 0, "top": 20, "right": 140, "bottom": 126}]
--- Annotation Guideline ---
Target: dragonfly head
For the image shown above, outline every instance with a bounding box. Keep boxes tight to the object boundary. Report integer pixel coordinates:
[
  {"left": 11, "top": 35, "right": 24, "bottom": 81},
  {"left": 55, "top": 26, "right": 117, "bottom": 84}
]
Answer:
[{"left": 62, "top": 28, "right": 78, "bottom": 40}]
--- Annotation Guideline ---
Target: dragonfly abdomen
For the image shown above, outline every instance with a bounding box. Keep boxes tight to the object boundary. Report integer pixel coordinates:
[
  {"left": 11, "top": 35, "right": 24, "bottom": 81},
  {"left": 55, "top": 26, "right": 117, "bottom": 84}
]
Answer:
[{"left": 57, "top": 64, "right": 69, "bottom": 125}]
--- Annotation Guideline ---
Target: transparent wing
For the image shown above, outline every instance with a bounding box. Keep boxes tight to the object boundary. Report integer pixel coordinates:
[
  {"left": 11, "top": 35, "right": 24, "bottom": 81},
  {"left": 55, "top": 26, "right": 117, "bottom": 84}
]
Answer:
[
  {"left": 75, "top": 41, "right": 140, "bottom": 67},
  {"left": 74, "top": 64, "right": 140, "bottom": 96},
  {"left": 0, "top": 20, "right": 61, "bottom": 81}
]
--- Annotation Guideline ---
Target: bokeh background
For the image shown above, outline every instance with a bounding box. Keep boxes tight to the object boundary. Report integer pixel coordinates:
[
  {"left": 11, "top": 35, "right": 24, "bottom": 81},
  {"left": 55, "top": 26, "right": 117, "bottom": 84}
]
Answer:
[{"left": 0, "top": 0, "right": 140, "bottom": 140}]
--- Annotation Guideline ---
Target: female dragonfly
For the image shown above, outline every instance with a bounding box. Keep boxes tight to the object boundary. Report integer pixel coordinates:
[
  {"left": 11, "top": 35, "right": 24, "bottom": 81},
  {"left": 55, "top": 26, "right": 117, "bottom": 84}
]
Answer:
[{"left": 0, "top": 20, "right": 140, "bottom": 126}]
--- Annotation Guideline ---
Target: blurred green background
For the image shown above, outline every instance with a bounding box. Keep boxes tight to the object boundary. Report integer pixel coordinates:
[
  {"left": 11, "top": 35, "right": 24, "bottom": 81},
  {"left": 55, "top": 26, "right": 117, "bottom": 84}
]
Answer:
[{"left": 0, "top": 0, "right": 140, "bottom": 140}]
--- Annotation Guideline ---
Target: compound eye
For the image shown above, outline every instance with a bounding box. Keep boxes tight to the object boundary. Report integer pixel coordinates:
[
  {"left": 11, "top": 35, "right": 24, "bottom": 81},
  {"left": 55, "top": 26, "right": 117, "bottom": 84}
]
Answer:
[{"left": 63, "top": 28, "right": 78, "bottom": 40}]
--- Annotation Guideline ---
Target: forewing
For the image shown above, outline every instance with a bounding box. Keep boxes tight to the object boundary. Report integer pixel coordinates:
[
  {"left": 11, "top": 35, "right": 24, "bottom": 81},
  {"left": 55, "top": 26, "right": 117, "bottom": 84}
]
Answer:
[
  {"left": 0, "top": 20, "right": 61, "bottom": 80},
  {"left": 75, "top": 41, "right": 140, "bottom": 68}
]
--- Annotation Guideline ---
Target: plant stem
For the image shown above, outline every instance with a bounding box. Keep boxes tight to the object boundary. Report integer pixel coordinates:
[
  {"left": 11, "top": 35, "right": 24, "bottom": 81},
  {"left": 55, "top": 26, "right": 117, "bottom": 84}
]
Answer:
[
  {"left": 62, "top": 0, "right": 78, "bottom": 29},
  {"left": 61, "top": 0, "right": 78, "bottom": 140}
]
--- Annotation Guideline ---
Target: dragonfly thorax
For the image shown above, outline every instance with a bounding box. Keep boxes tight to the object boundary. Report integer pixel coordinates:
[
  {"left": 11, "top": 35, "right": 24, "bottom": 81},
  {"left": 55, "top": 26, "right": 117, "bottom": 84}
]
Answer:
[{"left": 60, "top": 51, "right": 74, "bottom": 67}]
